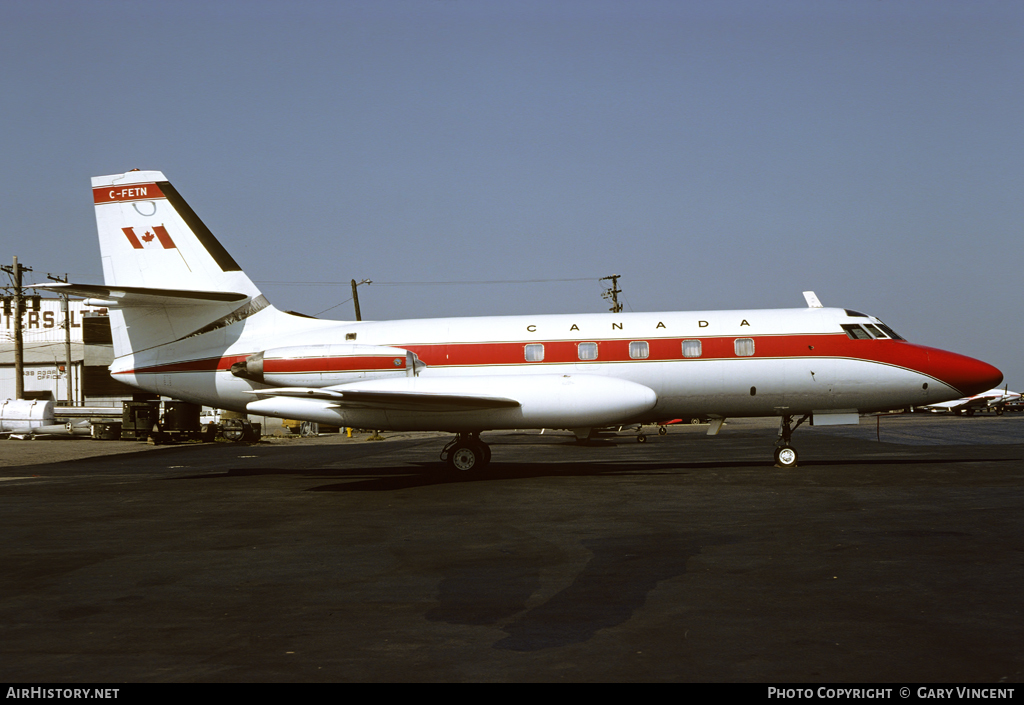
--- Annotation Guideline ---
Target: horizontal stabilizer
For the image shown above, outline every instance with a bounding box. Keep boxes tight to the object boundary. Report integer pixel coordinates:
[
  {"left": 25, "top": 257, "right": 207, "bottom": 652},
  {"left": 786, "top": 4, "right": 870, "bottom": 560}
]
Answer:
[{"left": 30, "top": 282, "right": 249, "bottom": 307}]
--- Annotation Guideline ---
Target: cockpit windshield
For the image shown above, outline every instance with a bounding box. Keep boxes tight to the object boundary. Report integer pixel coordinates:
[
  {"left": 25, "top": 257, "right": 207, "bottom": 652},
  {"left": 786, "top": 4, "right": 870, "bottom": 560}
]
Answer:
[
  {"left": 841, "top": 324, "right": 873, "bottom": 340},
  {"left": 874, "top": 321, "right": 904, "bottom": 340},
  {"left": 841, "top": 321, "right": 906, "bottom": 341}
]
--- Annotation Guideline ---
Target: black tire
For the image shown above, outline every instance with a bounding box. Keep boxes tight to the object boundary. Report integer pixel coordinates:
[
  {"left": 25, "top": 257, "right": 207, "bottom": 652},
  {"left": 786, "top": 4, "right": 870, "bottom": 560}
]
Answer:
[{"left": 222, "top": 418, "right": 249, "bottom": 442}]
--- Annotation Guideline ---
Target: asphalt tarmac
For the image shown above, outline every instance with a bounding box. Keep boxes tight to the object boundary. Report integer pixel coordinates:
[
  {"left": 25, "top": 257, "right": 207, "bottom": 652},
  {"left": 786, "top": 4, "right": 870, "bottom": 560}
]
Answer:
[{"left": 1, "top": 415, "right": 1022, "bottom": 683}]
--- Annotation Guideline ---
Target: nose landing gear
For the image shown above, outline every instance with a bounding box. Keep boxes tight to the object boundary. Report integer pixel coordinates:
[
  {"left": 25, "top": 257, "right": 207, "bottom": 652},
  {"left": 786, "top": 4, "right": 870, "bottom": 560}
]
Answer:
[{"left": 775, "top": 413, "right": 810, "bottom": 468}]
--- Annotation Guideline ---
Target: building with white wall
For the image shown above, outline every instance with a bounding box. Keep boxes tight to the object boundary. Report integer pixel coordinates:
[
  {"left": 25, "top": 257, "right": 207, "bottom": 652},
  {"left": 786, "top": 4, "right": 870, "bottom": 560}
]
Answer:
[{"left": 0, "top": 299, "right": 136, "bottom": 406}]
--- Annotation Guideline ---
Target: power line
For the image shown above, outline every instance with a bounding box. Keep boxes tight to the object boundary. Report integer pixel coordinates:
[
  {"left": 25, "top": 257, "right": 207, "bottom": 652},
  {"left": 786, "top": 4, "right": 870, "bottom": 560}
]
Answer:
[
  {"left": 264, "top": 275, "right": 618, "bottom": 318},
  {"left": 257, "top": 277, "right": 598, "bottom": 286},
  {"left": 312, "top": 297, "right": 353, "bottom": 317}
]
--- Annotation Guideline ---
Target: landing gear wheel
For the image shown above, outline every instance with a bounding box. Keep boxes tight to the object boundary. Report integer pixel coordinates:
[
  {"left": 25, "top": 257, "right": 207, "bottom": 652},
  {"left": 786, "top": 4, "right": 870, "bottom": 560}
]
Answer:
[
  {"left": 448, "top": 443, "right": 481, "bottom": 471},
  {"left": 637, "top": 433, "right": 647, "bottom": 443},
  {"left": 442, "top": 434, "right": 491, "bottom": 472},
  {"left": 774, "top": 446, "right": 798, "bottom": 468},
  {"left": 658, "top": 426, "right": 668, "bottom": 435}
]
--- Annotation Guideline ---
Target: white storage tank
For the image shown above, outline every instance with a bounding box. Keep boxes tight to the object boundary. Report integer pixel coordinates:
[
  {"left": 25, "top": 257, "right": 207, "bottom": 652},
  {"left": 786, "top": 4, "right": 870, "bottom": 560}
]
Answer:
[{"left": 0, "top": 399, "right": 55, "bottom": 431}]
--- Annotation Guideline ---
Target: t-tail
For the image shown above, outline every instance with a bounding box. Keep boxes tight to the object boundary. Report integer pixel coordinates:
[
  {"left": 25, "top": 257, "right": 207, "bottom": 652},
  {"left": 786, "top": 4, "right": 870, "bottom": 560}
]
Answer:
[{"left": 70, "top": 170, "right": 278, "bottom": 358}]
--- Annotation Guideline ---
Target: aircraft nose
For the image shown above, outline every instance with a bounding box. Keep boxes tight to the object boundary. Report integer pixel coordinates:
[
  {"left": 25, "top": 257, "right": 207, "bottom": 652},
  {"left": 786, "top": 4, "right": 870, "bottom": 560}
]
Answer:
[{"left": 921, "top": 347, "right": 1003, "bottom": 397}]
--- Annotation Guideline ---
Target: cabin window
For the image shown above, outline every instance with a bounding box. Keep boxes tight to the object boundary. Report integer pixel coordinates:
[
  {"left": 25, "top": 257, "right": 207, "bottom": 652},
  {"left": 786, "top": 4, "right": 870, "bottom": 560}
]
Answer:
[
  {"left": 841, "top": 324, "right": 872, "bottom": 340},
  {"left": 734, "top": 338, "right": 755, "bottom": 357},
  {"left": 682, "top": 339, "right": 702, "bottom": 358},
  {"left": 578, "top": 342, "right": 598, "bottom": 361},
  {"left": 629, "top": 341, "right": 649, "bottom": 360},
  {"left": 345, "top": 332, "right": 357, "bottom": 341},
  {"left": 524, "top": 344, "right": 544, "bottom": 362}
]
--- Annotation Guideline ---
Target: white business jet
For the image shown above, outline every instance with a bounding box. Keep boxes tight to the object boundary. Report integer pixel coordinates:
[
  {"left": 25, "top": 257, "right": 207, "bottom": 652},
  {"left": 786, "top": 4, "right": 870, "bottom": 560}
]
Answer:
[{"left": 35, "top": 171, "right": 1003, "bottom": 470}]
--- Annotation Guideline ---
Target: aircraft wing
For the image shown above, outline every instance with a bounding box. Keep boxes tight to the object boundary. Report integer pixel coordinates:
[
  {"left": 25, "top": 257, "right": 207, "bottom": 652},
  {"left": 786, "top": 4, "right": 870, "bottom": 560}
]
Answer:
[
  {"left": 247, "top": 374, "right": 658, "bottom": 430},
  {"left": 251, "top": 386, "right": 520, "bottom": 412}
]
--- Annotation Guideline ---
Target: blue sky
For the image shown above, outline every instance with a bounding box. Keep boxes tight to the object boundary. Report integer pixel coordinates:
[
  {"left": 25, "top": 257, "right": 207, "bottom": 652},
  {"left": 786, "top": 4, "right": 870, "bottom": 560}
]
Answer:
[{"left": 2, "top": 0, "right": 1021, "bottom": 388}]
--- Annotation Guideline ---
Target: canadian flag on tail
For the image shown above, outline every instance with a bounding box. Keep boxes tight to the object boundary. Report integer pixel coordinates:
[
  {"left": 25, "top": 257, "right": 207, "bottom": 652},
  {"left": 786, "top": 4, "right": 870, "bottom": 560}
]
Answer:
[{"left": 122, "top": 225, "right": 176, "bottom": 250}]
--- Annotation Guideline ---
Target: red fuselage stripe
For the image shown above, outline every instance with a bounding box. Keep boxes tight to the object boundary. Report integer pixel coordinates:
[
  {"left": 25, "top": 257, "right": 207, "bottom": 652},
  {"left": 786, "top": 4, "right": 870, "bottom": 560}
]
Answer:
[
  {"left": 114, "top": 333, "right": 1001, "bottom": 399},
  {"left": 118, "top": 333, "right": 909, "bottom": 374}
]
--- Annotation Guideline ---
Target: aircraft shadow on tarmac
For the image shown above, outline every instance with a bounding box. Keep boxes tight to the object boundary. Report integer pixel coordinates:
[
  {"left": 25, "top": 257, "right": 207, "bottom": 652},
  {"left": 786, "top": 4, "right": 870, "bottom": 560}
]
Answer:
[
  {"left": 155, "top": 428, "right": 1024, "bottom": 491},
  {"left": 175, "top": 460, "right": 726, "bottom": 491},
  {"left": 173, "top": 454, "right": 1022, "bottom": 493}
]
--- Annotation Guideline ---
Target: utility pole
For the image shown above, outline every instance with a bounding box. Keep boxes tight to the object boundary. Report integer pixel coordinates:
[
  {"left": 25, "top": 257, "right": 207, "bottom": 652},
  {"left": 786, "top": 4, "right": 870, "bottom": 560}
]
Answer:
[
  {"left": 350, "top": 279, "right": 371, "bottom": 321},
  {"left": 48, "top": 273, "right": 73, "bottom": 406},
  {"left": 2, "top": 256, "right": 33, "bottom": 399},
  {"left": 600, "top": 274, "right": 623, "bottom": 313}
]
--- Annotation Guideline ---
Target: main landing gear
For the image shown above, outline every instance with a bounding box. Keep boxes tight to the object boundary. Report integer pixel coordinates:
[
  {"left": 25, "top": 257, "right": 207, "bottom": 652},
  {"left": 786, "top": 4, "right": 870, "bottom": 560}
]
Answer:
[
  {"left": 775, "top": 413, "right": 810, "bottom": 468},
  {"left": 440, "top": 432, "right": 492, "bottom": 472}
]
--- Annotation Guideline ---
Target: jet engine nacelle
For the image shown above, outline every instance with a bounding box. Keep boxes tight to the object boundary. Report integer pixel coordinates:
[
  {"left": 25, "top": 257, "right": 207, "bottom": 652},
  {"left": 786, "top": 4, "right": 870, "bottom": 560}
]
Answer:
[{"left": 230, "top": 344, "right": 422, "bottom": 387}]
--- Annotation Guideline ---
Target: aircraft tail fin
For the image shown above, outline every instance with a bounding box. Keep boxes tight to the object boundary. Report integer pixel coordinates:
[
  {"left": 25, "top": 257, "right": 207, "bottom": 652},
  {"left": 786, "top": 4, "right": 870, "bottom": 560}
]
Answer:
[
  {"left": 92, "top": 170, "right": 263, "bottom": 297},
  {"left": 86, "top": 170, "right": 274, "bottom": 356}
]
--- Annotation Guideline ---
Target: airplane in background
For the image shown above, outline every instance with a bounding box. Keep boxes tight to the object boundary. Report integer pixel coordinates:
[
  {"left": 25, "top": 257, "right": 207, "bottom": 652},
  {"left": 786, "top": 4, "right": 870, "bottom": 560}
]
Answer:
[
  {"left": 35, "top": 170, "right": 1003, "bottom": 470},
  {"left": 918, "top": 386, "right": 1021, "bottom": 416}
]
